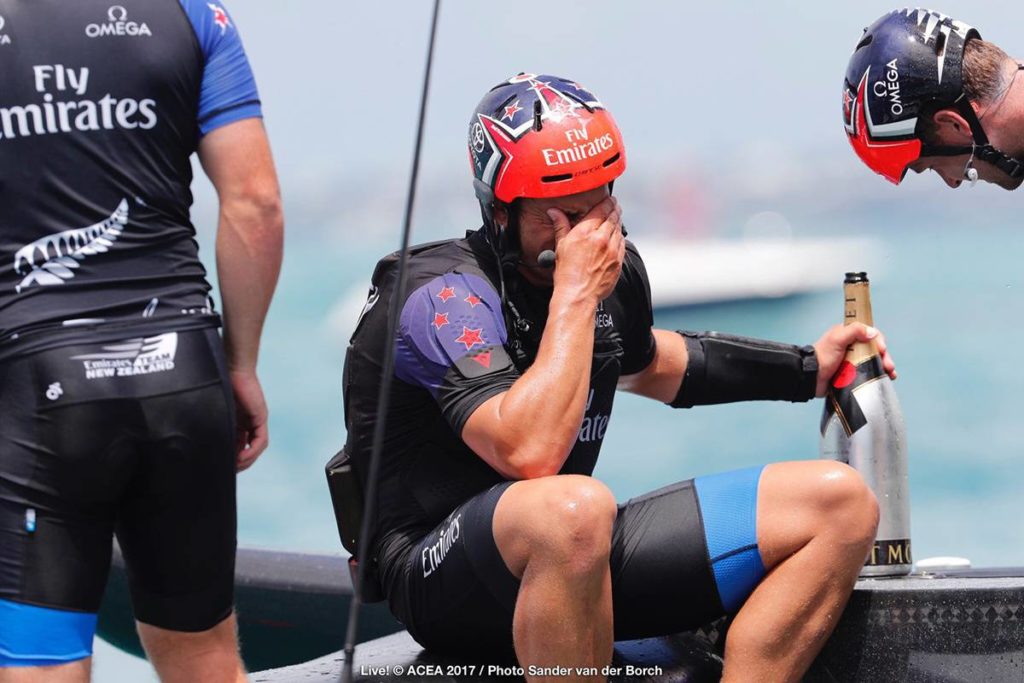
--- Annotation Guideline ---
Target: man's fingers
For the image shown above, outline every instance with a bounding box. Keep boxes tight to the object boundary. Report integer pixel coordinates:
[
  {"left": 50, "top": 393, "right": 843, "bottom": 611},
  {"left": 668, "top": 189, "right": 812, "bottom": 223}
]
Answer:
[
  {"left": 834, "top": 323, "right": 897, "bottom": 380},
  {"left": 577, "top": 196, "right": 616, "bottom": 231},
  {"left": 837, "top": 322, "right": 878, "bottom": 346},
  {"left": 874, "top": 331, "right": 898, "bottom": 380},
  {"left": 598, "top": 204, "right": 623, "bottom": 240},
  {"left": 236, "top": 424, "right": 268, "bottom": 472},
  {"left": 546, "top": 208, "right": 571, "bottom": 245}
]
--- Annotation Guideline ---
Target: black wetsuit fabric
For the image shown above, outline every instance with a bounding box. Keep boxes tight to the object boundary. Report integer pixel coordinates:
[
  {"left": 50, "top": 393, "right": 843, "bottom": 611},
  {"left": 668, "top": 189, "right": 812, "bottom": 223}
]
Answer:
[
  {"left": 342, "top": 229, "right": 728, "bottom": 650},
  {"left": 0, "top": 328, "right": 237, "bottom": 630},
  {"left": 343, "top": 229, "right": 654, "bottom": 570}
]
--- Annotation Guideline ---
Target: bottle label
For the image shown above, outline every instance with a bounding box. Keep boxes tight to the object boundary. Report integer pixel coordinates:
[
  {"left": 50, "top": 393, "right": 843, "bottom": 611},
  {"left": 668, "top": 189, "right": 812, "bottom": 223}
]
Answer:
[
  {"left": 820, "top": 355, "right": 886, "bottom": 437},
  {"left": 868, "top": 538, "right": 913, "bottom": 567}
]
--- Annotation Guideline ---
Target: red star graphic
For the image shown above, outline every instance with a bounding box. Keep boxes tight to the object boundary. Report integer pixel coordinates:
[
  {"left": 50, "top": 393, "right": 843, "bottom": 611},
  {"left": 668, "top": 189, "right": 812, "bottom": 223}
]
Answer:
[
  {"left": 454, "top": 326, "right": 484, "bottom": 350},
  {"left": 436, "top": 286, "right": 456, "bottom": 302},
  {"left": 208, "top": 3, "right": 230, "bottom": 32},
  {"left": 502, "top": 100, "right": 522, "bottom": 121},
  {"left": 471, "top": 351, "right": 492, "bottom": 368},
  {"left": 530, "top": 80, "right": 568, "bottom": 112},
  {"left": 433, "top": 312, "right": 449, "bottom": 329},
  {"left": 464, "top": 294, "right": 482, "bottom": 307}
]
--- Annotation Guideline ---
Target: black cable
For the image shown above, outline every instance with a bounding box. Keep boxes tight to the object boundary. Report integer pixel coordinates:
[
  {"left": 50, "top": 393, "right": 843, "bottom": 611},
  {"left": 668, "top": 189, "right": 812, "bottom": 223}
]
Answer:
[{"left": 341, "top": 1, "right": 441, "bottom": 680}]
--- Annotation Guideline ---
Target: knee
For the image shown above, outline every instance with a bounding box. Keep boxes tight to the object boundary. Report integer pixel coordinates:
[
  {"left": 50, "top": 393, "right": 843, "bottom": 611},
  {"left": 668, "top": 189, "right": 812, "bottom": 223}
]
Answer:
[
  {"left": 531, "top": 476, "right": 617, "bottom": 572},
  {"left": 815, "top": 463, "right": 879, "bottom": 548}
]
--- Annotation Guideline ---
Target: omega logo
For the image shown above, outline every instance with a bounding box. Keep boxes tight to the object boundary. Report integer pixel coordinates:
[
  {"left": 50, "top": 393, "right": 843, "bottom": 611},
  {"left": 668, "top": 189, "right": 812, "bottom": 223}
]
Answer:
[
  {"left": 471, "top": 122, "right": 486, "bottom": 153},
  {"left": 86, "top": 5, "right": 152, "bottom": 38}
]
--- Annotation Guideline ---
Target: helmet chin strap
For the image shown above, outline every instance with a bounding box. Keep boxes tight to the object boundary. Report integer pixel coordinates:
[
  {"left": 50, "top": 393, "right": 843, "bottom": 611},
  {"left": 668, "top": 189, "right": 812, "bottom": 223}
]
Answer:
[
  {"left": 919, "top": 68, "right": 1024, "bottom": 181},
  {"left": 954, "top": 76, "right": 1024, "bottom": 180},
  {"left": 919, "top": 116, "right": 1024, "bottom": 180}
]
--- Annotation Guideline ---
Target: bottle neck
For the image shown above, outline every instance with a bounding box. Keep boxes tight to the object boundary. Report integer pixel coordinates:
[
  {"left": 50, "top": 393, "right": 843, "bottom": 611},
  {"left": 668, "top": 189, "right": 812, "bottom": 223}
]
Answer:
[{"left": 844, "top": 281, "right": 879, "bottom": 364}]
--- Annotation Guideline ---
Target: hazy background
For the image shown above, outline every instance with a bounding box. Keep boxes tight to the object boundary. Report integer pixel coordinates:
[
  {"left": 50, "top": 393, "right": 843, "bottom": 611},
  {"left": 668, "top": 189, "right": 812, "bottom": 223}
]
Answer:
[{"left": 94, "top": 1, "right": 1024, "bottom": 679}]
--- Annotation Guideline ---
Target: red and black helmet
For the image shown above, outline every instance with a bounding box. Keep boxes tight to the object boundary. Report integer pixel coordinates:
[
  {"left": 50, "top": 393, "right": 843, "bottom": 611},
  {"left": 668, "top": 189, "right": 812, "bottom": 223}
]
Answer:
[
  {"left": 843, "top": 9, "right": 979, "bottom": 184},
  {"left": 468, "top": 73, "right": 626, "bottom": 219}
]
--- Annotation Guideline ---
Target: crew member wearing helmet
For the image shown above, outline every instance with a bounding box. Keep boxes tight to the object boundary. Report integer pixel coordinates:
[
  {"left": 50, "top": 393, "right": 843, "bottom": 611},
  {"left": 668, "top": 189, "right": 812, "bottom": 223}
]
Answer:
[
  {"left": 338, "top": 74, "right": 892, "bottom": 680},
  {"left": 843, "top": 8, "right": 1024, "bottom": 189}
]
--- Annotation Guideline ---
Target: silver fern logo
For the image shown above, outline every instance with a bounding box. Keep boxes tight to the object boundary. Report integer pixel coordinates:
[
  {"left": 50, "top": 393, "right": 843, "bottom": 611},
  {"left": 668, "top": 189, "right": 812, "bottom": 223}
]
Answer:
[
  {"left": 71, "top": 332, "right": 177, "bottom": 380},
  {"left": 13, "top": 198, "right": 129, "bottom": 293}
]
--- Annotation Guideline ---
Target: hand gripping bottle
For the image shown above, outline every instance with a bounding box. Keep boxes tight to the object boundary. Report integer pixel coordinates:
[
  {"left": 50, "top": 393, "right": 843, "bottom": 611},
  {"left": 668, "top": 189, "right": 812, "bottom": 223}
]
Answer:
[{"left": 820, "top": 272, "right": 911, "bottom": 576}]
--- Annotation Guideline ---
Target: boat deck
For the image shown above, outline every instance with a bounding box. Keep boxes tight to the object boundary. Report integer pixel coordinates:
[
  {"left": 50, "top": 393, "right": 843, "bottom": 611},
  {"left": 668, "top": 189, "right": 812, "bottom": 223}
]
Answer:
[{"left": 97, "top": 549, "right": 1024, "bottom": 681}]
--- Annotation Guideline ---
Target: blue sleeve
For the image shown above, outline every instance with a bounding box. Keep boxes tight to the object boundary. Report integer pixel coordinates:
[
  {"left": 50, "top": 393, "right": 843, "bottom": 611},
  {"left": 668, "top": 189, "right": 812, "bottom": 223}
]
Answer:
[
  {"left": 178, "top": 0, "right": 262, "bottom": 135},
  {"left": 395, "top": 272, "right": 519, "bottom": 432}
]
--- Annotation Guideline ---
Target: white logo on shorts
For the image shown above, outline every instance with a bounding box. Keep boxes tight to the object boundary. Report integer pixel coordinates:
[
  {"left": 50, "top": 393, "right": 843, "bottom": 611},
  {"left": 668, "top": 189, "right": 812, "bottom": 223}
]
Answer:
[
  {"left": 71, "top": 332, "right": 178, "bottom": 380},
  {"left": 45, "top": 382, "right": 63, "bottom": 401},
  {"left": 421, "top": 513, "right": 462, "bottom": 577}
]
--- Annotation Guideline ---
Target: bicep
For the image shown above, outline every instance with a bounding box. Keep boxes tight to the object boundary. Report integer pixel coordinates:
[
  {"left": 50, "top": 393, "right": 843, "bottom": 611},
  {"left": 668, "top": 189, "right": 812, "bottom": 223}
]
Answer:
[
  {"left": 618, "top": 328, "right": 687, "bottom": 402},
  {"left": 460, "top": 392, "right": 520, "bottom": 480},
  {"left": 395, "top": 273, "right": 521, "bottom": 474},
  {"left": 197, "top": 119, "right": 279, "bottom": 200}
]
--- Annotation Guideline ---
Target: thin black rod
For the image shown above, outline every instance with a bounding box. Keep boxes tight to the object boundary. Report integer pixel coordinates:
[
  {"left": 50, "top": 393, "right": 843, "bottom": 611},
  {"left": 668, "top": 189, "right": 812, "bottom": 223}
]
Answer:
[{"left": 341, "top": 0, "right": 441, "bottom": 680}]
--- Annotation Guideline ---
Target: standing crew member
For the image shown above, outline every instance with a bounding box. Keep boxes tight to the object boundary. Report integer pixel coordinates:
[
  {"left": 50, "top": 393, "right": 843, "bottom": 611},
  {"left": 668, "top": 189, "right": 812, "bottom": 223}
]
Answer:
[
  {"left": 843, "top": 8, "right": 1024, "bottom": 189},
  {"left": 0, "top": 1, "right": 283, "bottom": 680},
  {"left": 339, "top": 73, "right": 892, "bottom": 682}
]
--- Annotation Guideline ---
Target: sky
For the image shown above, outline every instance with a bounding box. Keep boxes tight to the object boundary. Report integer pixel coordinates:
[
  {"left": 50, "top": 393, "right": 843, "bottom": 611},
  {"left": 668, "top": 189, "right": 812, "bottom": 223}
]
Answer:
[
  {"left": 226, "top": 1, "right": 1023, "bottom": 194},
  {"left": 187, "top": 0, "right": 1024, "bottom": 253}
]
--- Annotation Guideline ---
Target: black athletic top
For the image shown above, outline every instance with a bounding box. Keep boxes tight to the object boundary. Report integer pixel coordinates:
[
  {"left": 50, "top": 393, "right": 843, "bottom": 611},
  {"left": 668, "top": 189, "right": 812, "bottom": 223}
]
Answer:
[
  {"left": 342, "top": 228, "right": 657, "bottom": 577},
  {"left": 0, "top": 0, "right": 261, "bottom": 361}
]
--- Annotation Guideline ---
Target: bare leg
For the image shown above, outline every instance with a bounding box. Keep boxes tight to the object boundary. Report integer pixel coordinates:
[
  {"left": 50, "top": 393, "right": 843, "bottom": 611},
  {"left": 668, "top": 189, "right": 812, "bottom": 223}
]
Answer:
[
  {"left": 137, "top": 613, "right": 246, "bottom": 683},
  {"left": 721, "top": 461, "right": 879, "bottom": 682},
  {"left": 493, "top": 475, "right": 617, "bottom": 682},
  {"left": 0, "top": 660, "right": 90, "bottom": 683}
]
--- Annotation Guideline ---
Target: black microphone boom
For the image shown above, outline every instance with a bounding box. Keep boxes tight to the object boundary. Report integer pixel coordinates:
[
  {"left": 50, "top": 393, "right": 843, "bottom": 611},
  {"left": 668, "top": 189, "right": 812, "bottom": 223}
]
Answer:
[{"left": 341, "top": 1, "right": 442, "bottom": 681}]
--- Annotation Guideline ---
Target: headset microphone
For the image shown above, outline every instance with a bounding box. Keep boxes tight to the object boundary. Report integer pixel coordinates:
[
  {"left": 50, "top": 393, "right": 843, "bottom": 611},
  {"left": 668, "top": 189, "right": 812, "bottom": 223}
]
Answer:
[
  {"left": 965, "top": 144, "right": 979, "bottom": 187},
  {"left": 537, "top": 250, "right": 556, "bottom": 269}
]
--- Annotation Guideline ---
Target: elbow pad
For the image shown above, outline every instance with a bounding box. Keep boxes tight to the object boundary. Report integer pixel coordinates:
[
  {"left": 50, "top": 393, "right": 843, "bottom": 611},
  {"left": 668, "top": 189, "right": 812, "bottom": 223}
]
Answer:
[{"left": 670, "top": 331, "right": 818, "bottom": 408}]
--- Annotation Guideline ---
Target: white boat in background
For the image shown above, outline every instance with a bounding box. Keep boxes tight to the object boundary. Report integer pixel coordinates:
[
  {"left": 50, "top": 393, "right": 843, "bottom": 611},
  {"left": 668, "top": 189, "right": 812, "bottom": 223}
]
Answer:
[
  {"left": 639, "top": 235, "right": 881, "bottom": 309},
  {"left": 326, "top": 236, "right": 882, "bottom": 343}
]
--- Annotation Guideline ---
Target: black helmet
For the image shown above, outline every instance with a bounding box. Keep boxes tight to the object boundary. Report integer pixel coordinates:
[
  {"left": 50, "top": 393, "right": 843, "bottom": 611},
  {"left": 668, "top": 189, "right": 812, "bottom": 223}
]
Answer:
[{"left": 843, "top": 8, "right": 1023, "bottom": 183}]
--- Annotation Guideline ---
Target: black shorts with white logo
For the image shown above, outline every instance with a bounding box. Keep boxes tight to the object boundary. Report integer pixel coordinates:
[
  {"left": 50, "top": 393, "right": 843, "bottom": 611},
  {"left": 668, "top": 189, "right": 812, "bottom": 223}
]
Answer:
[
  {"left": 0, "top": 326, "right": 237, "bottom": 633},
  {"left": 382, "top": 477, "right": 736, "bottom": 655}
]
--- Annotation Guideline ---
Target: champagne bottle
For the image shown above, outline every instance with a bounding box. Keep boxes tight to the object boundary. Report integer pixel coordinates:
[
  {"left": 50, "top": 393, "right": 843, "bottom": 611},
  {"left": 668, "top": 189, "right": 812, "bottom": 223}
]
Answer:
[{"left": 820, "top": 272, "right": 911, "bottom": 576}]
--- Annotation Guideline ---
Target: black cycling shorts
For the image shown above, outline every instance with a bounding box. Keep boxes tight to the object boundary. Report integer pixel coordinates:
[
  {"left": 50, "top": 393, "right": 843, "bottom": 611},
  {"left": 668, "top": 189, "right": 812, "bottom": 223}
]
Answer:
[
  {"left": 0, "top": 327, "right": 236, "bottom": 666},
  {"left": 383, "top": 467, "right": 767, "bottom": 655}
]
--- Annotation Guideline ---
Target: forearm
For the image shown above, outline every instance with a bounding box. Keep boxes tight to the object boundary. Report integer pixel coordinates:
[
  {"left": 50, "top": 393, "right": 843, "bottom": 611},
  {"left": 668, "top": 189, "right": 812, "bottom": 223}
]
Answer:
[
  {"left": 618, "top": 329, "right": 687, "bottom": 402},
  {"left": 215, "top": 196, "right": 283, "bottom": 372},
  {"left": 466, "top": 290, "right": 597, "bottom": 479},
  {"left": 669, "top": 331, "right": 817, "bottom": 407},
  {"left": 463, "top": 194, "right": 624, "bottom": 478},
  {"left": 620, "top": 329, "right": 817, "bottom": 406}
]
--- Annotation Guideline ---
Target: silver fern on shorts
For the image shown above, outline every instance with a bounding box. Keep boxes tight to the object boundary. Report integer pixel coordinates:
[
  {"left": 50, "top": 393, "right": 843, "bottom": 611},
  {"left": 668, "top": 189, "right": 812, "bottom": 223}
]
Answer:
[{"left": 14, "top": 198, "right": 129, "bottom": 293}]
